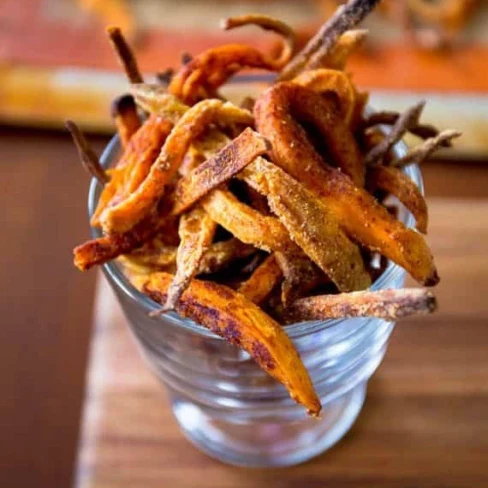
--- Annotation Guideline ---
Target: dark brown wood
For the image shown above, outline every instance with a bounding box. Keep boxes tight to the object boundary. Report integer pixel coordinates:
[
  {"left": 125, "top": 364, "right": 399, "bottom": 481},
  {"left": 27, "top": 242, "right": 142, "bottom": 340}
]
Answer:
[
  {"left": 0, "top": 126, "right": 107, "bottom": 487},
  {"left": 76, "top": 199, "right": 488, "bottom": 487}
]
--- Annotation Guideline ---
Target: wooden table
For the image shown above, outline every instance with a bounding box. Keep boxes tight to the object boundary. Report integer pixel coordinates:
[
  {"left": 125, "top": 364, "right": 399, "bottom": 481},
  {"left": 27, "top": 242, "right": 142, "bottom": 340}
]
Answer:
[
  {"left": 75, "top": 199, "right": 488, "bottom": 487},
  {"left": 1, "top": 125, "right": 488, "bottom": 487}
]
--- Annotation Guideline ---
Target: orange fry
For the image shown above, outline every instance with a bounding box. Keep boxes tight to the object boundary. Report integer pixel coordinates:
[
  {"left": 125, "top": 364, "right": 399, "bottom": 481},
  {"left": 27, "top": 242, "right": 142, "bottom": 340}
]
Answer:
[
  {"left": 221, "top": 14, "right": 296, "bottom": 67},
  {"left": 171, "top": 128, "right": 271, "bottom": 215},
  {"left": 287, "top": 288, "right": 437, "bottom": 322},
  {"left": 100, "top": 100, "right": 254, "bottom": 234},
  {"left": 163, "top": 207, "right": 217, "bottom": 311},
  {"left": 202, "top": 189, "right": 294, "bottom": 254},
  {"left": 238, "top": 254, "right": 283, "bottom": 304},
  {"left": 367, "top": 165, "right": 428, "bottom": 234},
  {"left": 241, "top": 157, "right": 371, "bottom": 292},
  {"left": 254, "top": 82, "right": 439, "bottom": 286},
  {"left": 292, "top": 68, "right": 357, "bottom": 124},
  {"left": 134, "top": 271, "right": 321, "bottom": 415},
  {"left": 110, "top": 94, "right": 141, "bottom": 147}
]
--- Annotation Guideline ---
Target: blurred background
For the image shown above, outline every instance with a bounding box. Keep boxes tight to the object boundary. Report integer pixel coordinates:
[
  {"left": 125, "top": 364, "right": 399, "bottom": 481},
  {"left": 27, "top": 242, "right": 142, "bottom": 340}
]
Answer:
[{"left": 1, "top": 1, "right": 487, "bottom": 487}]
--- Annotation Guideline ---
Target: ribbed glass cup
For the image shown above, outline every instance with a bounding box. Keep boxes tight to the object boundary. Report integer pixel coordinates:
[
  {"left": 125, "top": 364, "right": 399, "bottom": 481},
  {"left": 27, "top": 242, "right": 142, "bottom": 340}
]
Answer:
[{"left": 89, "top": 132, "right": 421, "bottom": 467}]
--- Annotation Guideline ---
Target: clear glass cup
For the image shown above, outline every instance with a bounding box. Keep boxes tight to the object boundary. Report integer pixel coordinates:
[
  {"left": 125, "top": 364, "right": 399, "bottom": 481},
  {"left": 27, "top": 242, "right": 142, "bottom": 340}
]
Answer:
[{"left": 89, "top": 127, "right": 421, "bottom": 468}]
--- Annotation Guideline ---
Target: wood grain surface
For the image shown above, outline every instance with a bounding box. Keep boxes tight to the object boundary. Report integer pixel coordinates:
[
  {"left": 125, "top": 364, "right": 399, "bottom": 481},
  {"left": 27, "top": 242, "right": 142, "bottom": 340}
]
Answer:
[{"left": 76, "top": 199, "right": 488, "bottom": 488}]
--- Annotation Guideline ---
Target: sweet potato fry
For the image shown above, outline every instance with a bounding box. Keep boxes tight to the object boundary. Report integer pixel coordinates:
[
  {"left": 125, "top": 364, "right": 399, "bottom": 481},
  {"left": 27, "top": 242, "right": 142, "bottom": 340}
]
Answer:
[
  {"left": 292, "top": 68, "right": 356, "bottom": 123},
  {"left": 287, "top": 288, "right": 437, "bottom": 322},
  {"left": 122, "top": 242, "right": 177, "bottom": 272},
  {"left": 364, "top": 101, "right": 425, "bottom": 166},
  {"left": 162, "top": 207, "right": 217, "bottom": 312},
  {"left": 171, "top": 128, "right": 270, "bottom": 215},
  {"left": 100, "top": 100, "right": 254, "bottom": 234},
  {"left": 393, "top": 129, "right": 462, "bottom": 167},
  {"left": 238, "top": 254, "right": 283, "bottom": 304},
  {"left": 65, "top": 120, "right": 108, "bottom": 186},
  {"left": 198, "top": 239, "right": 256, "bottom": 275},
  {"left": 130, "top": 84, "right": 189, "bottom": 122},
  {"left": 134, "top": 271, "right": 321, "bottom": 415},
  {"left": 279, "top": 0, "right": 380, "bottom": 80},
  {"left": 254, "top": 83, "right": 439, "bottom": 286},
  {"left": 321, "top": 29, "right": 368, "bottom": 70},
  {"left": 91, "top": 114, "right": 172, "bottom": 227},
  {"left": 367, "top": 165, "right": 428, "bottom": 234},
  {"left": 168, "top": 45, "right": 281, "bottom": 104},
  {"left": 202, "top": 189, "right": 294, "bottom": 254},
  {"left": 241, "top": 157, "right": 371, "bottom": 292},
  {"left": 221, "top": 14, "right": 296, "bottom": 67},
  {"left": 106, "top": 26, "right": 143, "bottom": 83},
  {"left": 111, "top": 94, "right": 141, "bottom": 148}
]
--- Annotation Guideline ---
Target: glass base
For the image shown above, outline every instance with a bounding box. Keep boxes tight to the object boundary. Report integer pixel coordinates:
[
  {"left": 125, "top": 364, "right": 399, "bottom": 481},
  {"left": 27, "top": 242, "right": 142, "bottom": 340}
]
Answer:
[{"left": 171, "top": 382, "right": 366, "bottom": 468}]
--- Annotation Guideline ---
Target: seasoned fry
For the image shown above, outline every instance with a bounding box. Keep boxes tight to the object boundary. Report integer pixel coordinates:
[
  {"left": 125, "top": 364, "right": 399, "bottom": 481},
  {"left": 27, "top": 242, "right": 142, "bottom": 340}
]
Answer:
[
  {"left": 287, "top": 288, "right": 437, "bottom": 322},
  {"left": 168, "top": 45, "right": 282, "bottom": 104},
  {"left": 171, "top": 128, "right": 270, "bottom": 215},
  {"left": 162, "top": 208, "right": 217, "bottom": 312},
  {"left": 106, "top": 26, "right": 143, "bottom": 83},
  {"left": 130, "top": 84, "right": 189, "bottom": 121},
  {"left": 202, "top": 189, "right": 293, "bottom": 254},
  {"left": 238, "top": 254, "right": 283, "bottom": 304},
  {"left": 322, "top": 29, "right": 368, "bottom": 70},
  {"left": 362, "top": 111, "right": 452, "bottom": 145},
  {"left": 254, "top": 84, "right": 439, "bottom": 286},
  {"left": 111, "top": 94, "right": 141, "bottom": 147},
  {"left": 292, "top": 68, "right": 356, "bottom": 123},
  {"left": 279, "top": 0, "right": 380, "bottom": 80},
  {"left": 364, "top": 101, "right": 425, "bottom": 166},
  {"left": 91, "top": 115, "right": 172, "bottom": 227},
  {"left": 135, "top": 271, "right": 321, "bottom": 415},
  {"left": 241, "top": 157, "right": 371, "bottom": 292},
  {"left": 198, "top": 239, "right": 256, "bottom": 275},
  {"left": 221, "top": 14, "right": 296, "bottom": 67},
  {"left": 393, "top": 129, "right": 462, "bottom": 167},
  {"left": 100, "top": 100, "right": 254, "bottom": 233},
  {"left": 65, "top": 120, "right": 108, "bottom": 186},
  {"left": 367, "top": 165, "right": 428, "bottom": 234}
]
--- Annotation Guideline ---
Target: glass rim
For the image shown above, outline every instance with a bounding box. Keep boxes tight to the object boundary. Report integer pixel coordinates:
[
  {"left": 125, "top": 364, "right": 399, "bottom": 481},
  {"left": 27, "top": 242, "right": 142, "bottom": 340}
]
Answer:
[{"left": 88, "top": 114, "right": 422, "bottom": 340}]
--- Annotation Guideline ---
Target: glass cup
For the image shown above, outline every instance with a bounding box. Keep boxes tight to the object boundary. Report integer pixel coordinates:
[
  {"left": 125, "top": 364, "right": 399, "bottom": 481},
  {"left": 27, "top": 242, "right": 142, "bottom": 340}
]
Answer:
[{"left": 89, "top": 129, "right": 421, "bottom": 468}]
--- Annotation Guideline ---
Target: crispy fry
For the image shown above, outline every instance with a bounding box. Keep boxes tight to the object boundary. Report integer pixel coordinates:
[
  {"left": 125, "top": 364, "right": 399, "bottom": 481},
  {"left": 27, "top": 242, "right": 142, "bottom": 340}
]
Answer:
[
  {"left": 364, "top": 101, "right": 425, "bottom": 166},
  {"left": 162, "top": 208, "right": 217, "bottom": 312},
  {"left": 135, "top": 271, "right": 321, "bottom": 415},
  {"left": 221, "top": 14, "right": 296, "bottom": 67},
  {"left": 202, "top": 189, "right": 294, "bottom": 254},
  {"left": 65, "top": 120, "right": 108, "bottom": 186},
  {"left": 292, "top": 68, "right": 356, "bottom": 124},
  {"left": 322, "top": 29, "right": 368, "bottom": 70},
  {"left": 367, "top": 165, "right": 428, "bottom": 234},
  {"left": 279, "top": 0, "right": 380, "bottom": 80},
  {"left": 130, "top": 84, "right": 189, "bottom": 121},
  {"left": 168, "top": 44, "right": 282, "bottom": 104},
  {"left": 241, "top": 157, "right": 371, "bottom": 292},
  {"left": 91, "top": 115, "right": 172, "bottom": 227},
  {"left": 100, "top": 100, "right": 254, "bottom": 234},
  {"left": 254, "top": 83, "right": 439, "bottom": 286},
  {"left": 110, "top": 94, "right": 141, "bottom": 148},
  {"left": 238, "top": 254, "right": 283, "bottom": 304},
  {"left": 198, "top": 239, "right": 256, "bottom": 275},
  {"left": 106, "top": 26, "right": 143, "bottom": 83},
  {"left": 287, "top": 288, "right": 437, "bottom": 322},
  {"left": 123, "top": 242, "right": 177, "bottom": 271},
  {"left": 361, "top": 110, "right": 452, "bottom": 145},
  {"left": 393, "top": 129, "right": 462, "bottom": 167},
  {"left": 171, "top": 128, "right": 270, "bottom": 215}
]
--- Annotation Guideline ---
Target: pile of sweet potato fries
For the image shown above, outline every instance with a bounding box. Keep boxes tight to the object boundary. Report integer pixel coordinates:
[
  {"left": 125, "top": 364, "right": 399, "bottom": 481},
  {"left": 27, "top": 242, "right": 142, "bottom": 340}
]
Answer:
[{"left": 69, "top": 0, "right": 461, "bottom": 415}]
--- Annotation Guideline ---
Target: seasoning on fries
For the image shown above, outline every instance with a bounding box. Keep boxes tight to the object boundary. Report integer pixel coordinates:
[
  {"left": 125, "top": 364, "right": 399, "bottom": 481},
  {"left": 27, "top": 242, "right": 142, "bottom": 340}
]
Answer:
[{"left": 70, "top": 0, "right": 461, "bottom": 414}]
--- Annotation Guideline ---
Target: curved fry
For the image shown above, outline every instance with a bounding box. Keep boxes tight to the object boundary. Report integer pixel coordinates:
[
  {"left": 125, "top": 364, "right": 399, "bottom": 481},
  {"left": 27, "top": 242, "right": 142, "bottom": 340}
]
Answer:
[
  {"left": 367, "top": 165, "right": 428, "bottom": 234},
  {"left": 221, "top": 14, "right": 296, "bottom": 67},
  {"left": 134, "top": 271, "right": 321, "bottom": 415},
  {"left": 254, "top": 82, "right": 439, "bottom": 286},
  {"left": 100, "top": 100, "right": 254, "bottom": 233}
]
